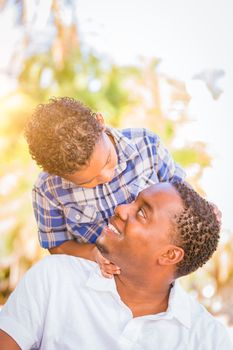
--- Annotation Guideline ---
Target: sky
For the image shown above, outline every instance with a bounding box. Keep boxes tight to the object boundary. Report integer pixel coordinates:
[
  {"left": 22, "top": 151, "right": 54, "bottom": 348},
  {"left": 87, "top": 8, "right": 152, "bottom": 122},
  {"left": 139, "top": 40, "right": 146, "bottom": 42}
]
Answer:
[
  {"left": 0, "top": 0, "right": 233, "bottom": 231},
  {"left": 77, "top": 0, "right": 233, "bottom": 77}
]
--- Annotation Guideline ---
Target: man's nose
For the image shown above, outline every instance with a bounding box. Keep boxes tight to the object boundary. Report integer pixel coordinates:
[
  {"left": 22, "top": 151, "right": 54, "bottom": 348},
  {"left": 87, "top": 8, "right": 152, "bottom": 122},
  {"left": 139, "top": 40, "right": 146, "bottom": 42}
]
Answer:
[{"left": 114, "top": 203, "right": 131, "bottom": 221}]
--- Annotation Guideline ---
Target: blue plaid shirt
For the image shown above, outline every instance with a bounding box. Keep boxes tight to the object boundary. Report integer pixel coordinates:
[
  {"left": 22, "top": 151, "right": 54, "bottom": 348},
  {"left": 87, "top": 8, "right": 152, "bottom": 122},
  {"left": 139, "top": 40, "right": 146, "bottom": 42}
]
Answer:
[{"left": 32, "top": 128, "right": 185, "bottom": 249}]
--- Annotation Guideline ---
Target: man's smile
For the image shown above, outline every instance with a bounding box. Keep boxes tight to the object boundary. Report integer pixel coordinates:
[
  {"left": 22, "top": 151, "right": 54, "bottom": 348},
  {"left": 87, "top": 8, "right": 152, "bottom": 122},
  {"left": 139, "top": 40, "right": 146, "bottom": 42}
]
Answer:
[
  {"left": 108, "top": 222, "right": 121, "bottom": 236},
  {"left": 106, "top": 217, "right": 123, "bottom": 236}
]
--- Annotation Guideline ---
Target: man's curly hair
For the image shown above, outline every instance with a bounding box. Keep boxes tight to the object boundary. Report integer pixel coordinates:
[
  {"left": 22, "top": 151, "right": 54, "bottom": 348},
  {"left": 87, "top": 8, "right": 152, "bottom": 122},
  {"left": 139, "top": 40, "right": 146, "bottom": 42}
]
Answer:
[
  {"left": 172, "top": 182, "right": 220, "bottom": 278},
  {"left": 24, "top": 97, "right": 104, "bottom": 176}
]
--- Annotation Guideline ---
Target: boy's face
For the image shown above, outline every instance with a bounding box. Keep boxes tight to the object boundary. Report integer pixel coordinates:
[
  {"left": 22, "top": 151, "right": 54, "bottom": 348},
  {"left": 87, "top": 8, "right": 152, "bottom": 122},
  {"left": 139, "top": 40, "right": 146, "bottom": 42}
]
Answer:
[{"left": 64, "top": 131, "right": 118, "bottom": 188}]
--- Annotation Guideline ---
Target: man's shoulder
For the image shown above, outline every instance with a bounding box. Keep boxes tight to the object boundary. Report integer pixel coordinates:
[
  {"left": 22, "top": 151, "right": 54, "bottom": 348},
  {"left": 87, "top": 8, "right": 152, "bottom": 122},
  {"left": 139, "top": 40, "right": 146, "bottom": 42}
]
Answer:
[
  {"left": 175, "top": 284, "right": 232, "bottom": 347},
  {"left": 187, "top": 290, "right": 230, "bottom": 340},
  {"left": 35, "top": 255, "right": 96, "bottom": 272},
  {"left": 27, "top": 255, "right": 97, "bottom": 284}
]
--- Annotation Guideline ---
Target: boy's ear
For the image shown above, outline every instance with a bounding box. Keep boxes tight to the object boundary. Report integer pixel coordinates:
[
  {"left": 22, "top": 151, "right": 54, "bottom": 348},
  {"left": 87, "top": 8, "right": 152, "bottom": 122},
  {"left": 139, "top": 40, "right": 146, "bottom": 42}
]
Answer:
[
  {"left": 158, "top": 245, "right": 184, "bottom": 266},
  {"left": 96, "top": 113, "right": 105, "bottom": 128}
]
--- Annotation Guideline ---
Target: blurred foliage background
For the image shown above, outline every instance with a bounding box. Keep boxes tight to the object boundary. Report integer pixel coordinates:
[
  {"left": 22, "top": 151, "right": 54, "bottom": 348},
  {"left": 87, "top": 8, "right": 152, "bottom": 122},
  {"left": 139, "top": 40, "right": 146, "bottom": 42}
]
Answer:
[{"left": 0, "top": 0, "right": 232, "bottom": 327}]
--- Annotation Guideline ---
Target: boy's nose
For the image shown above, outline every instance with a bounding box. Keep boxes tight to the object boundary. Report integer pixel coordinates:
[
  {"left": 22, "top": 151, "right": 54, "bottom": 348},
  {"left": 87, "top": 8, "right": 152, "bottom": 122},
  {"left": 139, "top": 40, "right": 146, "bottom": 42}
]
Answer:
[{"left": 99, "top": 169, "right": 115, "bottom": 183}]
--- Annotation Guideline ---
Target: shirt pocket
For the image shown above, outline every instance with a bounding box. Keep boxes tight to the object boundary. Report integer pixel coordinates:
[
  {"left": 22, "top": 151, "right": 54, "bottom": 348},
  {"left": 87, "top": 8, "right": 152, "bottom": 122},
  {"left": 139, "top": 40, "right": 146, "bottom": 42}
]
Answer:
[{"left": 64, "top": 205, "right": 101, "bottom": 224}]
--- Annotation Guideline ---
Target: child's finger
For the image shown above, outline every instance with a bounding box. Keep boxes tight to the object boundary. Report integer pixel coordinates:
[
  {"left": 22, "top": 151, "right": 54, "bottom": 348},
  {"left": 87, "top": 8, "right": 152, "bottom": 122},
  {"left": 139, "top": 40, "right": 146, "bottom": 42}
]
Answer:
[
  {"left": 97, "top": 254, "right": 110, "bottom": 265},
  {"left": 102, "top": 265, "right": 121, "bottom": 275},
  {"left": 103, "top": 262, "right": 119, "bottom": 268},
  {"left": 102, "top": 258, "right": 110, "bottom": 264},
  {"left": 100, "top": 269, "right": 114, "bottom": 279}
]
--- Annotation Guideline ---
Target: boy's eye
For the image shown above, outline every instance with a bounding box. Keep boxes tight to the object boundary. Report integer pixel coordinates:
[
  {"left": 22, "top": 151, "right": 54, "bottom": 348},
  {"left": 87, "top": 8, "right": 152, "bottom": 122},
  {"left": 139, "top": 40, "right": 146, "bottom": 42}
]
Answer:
[{"left": 137, "top": 208, "right": 146, "bottom": 219}]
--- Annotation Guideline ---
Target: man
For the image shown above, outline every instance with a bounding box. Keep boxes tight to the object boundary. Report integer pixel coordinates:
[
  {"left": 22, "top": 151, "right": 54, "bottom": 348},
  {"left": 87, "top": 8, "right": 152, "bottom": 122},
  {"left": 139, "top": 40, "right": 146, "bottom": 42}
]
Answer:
[
  {"left": 24, "top": 97, "right": 185, "bottom": 277},
  {"left": 0, "top": 182, "right": 231, "bottom": 349}
]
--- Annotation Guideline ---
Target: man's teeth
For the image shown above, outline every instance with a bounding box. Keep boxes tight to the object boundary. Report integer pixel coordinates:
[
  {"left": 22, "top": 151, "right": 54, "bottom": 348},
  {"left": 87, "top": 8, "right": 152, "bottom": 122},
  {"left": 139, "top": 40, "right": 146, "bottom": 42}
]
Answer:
[{"left": 108, "top": 223, "right": 121, "bottom": 235}]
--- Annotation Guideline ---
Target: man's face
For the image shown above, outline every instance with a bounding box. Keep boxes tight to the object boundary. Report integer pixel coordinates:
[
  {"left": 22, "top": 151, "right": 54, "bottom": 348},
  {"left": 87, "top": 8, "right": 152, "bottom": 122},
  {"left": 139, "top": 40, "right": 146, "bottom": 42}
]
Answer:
[
  {"left": 96, "top": 183, "right": 184, "bottom": 270},
  {"left": 64, "top": 132, "right": 118, "bottom": 188}
]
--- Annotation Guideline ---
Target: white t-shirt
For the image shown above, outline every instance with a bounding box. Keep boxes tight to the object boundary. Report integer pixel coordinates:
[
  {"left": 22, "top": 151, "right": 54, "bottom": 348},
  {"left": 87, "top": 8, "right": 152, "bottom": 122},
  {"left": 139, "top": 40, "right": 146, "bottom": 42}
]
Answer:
[{"left": 0, "top": 255, "right": 232, "bottom": 350}]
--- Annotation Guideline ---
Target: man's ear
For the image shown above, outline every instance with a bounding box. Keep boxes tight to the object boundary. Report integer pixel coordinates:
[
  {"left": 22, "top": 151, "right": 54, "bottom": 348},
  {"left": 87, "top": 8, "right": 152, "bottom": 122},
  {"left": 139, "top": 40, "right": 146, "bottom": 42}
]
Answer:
[
  {"left": 158, "top": 245, "right": 184, "bottom": 266},
  {"left": 96, "top": 113, "right": 105, "bottom": 128}
]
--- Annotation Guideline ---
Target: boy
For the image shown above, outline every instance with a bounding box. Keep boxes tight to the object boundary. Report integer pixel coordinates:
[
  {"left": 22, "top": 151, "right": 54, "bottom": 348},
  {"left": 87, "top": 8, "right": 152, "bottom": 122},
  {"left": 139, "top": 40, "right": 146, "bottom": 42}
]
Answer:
[{"left": 25, "top": 97, "right": 185, "bottom": 277}]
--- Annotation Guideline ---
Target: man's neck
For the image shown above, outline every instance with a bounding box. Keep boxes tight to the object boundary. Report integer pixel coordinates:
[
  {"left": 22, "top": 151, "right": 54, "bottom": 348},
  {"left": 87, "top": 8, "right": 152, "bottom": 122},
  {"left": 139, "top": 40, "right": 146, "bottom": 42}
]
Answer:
[{"left": 114, "top": 274, "right": 173, "bottom": 318}]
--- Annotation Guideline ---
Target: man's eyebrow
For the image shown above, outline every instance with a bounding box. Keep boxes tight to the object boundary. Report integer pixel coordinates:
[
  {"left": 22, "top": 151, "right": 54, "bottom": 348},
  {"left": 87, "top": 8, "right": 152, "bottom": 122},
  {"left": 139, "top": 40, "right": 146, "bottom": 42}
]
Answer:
[
  {"left": 76, "top": 151, "right": 111, "bottom": 185},
  {"left": 136, "top": 193, "right": 153, "bottom": 214},
  {"left": 142, "top": 201, "right": 153, "bottom": 215}
]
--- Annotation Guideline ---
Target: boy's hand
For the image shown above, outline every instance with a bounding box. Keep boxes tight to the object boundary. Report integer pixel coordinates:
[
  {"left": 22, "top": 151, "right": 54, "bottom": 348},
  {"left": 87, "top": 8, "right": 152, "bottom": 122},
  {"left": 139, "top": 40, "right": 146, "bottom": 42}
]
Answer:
[
  {"left": 93, "top": 247, "right": 121, "bottom": 278},
  {"left": 210, "top": 202, "right": 222, "bottom": 224}
]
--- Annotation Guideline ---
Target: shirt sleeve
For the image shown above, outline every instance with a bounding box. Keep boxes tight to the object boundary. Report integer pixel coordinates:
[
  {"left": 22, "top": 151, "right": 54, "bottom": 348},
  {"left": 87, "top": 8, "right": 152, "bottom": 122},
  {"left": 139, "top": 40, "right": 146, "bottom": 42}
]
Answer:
[
  {"left": 0, "top": 262, "right": 48, "bottom": 349},
  {"left": 155, "top": 136, "right": 186, "bottom": 183},
  {"left": 32, "top": 186, "right": 74, "bottom": 249}
]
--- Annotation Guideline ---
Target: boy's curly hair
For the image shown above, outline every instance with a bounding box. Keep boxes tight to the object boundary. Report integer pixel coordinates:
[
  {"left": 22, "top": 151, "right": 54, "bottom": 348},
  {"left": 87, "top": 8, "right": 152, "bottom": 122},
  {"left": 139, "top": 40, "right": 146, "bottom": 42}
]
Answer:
[
  {"left": 172, "top": 182, "right": 220, "bottom": 277},
  {"left": 24, "top": 97, "right": 104, "bottom": 176}
]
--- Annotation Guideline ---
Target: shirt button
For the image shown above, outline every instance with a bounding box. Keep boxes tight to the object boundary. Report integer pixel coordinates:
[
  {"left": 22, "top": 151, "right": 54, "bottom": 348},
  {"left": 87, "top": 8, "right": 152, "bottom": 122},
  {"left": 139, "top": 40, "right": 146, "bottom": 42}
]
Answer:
[{"left": 76, "top": 214, "right": 81, "bottom": 220}]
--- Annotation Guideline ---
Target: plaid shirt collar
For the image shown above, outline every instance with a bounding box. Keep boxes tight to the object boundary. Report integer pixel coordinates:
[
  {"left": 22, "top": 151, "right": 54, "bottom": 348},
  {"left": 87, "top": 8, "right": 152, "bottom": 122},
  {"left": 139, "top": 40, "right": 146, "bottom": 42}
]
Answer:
[{"left": 61, "top": 127, "right": 138, "bottom": 189}]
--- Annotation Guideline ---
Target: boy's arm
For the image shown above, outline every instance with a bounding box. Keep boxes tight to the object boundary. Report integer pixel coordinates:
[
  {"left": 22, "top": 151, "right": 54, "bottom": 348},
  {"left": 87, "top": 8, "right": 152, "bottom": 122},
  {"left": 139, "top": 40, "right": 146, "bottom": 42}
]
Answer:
[
  {"left": 49, "top": 241, "right": 96, "bottom": 260},
  {"left": 155, "top": 135, "right": 186, "bottom": 183},
  {"left": 49, "top": 241, "right": 120, "bottom": 278},
  {"left": 32, "top": 186, "right": 72, "bottom": 250}
]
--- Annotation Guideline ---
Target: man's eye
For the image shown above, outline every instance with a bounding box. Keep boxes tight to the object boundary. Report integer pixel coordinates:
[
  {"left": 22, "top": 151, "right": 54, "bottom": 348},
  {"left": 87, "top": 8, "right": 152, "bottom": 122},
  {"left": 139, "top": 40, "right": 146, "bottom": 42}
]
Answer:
[{"left": 137, "top": 208, "right": 146, "bottom": 218}]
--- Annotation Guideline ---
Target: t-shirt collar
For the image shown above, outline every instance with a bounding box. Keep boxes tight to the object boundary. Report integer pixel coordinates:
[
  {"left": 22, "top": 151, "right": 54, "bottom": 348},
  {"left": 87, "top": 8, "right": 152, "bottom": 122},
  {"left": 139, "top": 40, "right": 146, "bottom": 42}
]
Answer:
[
  {"left": 86, "top": 267, "right": 191, "bottom": 328},
  {"left": 86, "top": 264, "right": 118, "bottom": 294},
  {"left": 166, "top": 281, "right": 191, "bottom": 328}
]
